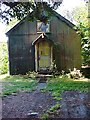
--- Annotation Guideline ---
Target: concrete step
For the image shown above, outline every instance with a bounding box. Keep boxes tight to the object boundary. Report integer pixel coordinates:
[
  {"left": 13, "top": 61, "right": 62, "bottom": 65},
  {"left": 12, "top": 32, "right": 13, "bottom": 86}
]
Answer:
[{"left": 36, "top": 74, "right": 53, "bottom": 83}]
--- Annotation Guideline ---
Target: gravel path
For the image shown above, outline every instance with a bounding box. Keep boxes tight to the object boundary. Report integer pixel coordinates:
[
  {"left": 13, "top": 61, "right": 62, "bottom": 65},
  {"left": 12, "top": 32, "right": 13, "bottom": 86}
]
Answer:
[
  {"left": 2, "top": 90, "right": 90, "bottom": 119},
  {"left": 2, "top": 91, "right": 57, "bottom": 118},
  {"left": 57, "top": 91, "right": 90, "bottom": 118}
]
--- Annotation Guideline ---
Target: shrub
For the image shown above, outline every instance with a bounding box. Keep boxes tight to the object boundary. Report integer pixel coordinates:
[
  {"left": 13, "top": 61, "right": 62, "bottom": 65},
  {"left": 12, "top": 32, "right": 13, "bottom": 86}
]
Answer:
[
  {"left": 50, "top": 60, "right": 59, "bottom": 77},
  {"left": 26, "top": 71, "right": 38, "bottom": 79}
]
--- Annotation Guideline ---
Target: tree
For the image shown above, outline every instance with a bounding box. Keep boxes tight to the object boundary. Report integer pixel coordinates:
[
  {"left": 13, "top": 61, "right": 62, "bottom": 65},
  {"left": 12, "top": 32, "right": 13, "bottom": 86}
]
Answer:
[
  {"left": 72, "top": 3, "right": 90, "bottom": 66},
  {"left": 72, "top": 3, "right": 88, "bottom": 26},
  {"left": 0, "top": 0, "right": 63, "bottom": 24},
  {"left": 0, "top": 42, "right": 9, "bottom": 74}
]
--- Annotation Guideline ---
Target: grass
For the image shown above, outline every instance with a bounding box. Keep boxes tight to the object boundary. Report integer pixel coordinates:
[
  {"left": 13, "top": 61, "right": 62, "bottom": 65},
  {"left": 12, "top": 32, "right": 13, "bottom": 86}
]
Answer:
[
  {"left": 0, "top": 74, "right": 89, "bottom": 119},
  {"left": 44, "top": 76, "right": 89, "bottom": 100},
  {"left": 41, "top": 76, "right": 90, "bottom": 117},
  {"left": 1, "top": 75, "right": 38, "bottom": 97},
  {"left": 0, "top": 74, "right": 89, "bottom": 98}
]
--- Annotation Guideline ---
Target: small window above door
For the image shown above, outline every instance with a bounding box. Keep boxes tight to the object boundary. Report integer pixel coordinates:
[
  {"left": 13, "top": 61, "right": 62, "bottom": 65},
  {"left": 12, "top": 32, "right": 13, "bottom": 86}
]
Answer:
[{"left": 37, "top": 20, "right": 50, "bottom": 33}]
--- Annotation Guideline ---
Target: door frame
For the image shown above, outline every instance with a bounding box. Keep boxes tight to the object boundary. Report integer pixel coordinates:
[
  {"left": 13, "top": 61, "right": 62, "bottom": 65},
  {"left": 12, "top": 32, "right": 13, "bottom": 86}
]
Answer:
[{"left": 35, "top": 41, "right": 53, "bottom": 72}]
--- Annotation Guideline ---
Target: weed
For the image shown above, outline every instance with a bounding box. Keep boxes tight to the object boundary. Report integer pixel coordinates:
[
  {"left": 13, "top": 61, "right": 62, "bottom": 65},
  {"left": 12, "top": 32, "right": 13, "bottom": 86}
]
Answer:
[
  {"left": 26, "top": 71, "right": 38, "bottom": 79},
  {"left": 41, "top": 113, "right": 49, "bottom": 120},
  {"left": 49, "top": 104, "right": 60, "bottom": 113}
]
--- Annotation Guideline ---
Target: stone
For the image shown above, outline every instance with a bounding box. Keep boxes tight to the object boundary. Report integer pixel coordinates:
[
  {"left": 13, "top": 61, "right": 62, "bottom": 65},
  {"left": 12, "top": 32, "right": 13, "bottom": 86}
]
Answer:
[{"left": 27, "top": 112, "right": 39, "bottom": 118}]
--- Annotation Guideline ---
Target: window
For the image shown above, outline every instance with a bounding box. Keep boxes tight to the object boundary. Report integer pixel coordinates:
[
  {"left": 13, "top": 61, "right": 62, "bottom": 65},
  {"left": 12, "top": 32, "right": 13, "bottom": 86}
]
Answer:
[{"left": 37, "top": 20, "right": 50, "bottom": 33}]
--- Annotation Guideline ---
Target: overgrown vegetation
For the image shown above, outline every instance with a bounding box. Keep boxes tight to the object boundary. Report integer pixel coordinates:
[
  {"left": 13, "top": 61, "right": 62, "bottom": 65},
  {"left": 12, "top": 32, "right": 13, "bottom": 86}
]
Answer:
[
  {"left": 1, "top": 75, "right": 37, "bottom": 97},
  {"left": 44, "top": 76, "right": 89, "bottom": 100},
  {"left": 75, "top": 22, "right": 90, "bottom": 66},
  {"left": 41, "top": 103, "right": 60, "bottom": 120},
  {"left": 0, "top": 42, "right": 9, "bottom": 74},
  {"left": 73, "top": 3, "right": 90, "bottom": 66},
  {"left": 1, "top": 69, "right": 89, "bottom": 97},
  {"left": 40, "top": 72, "right": 89, "bottom": 119},
  {"left": 41, "top": 113, "right": 49, "bottom": 120},
  {"left": 26, "top": 71, "right": 38, "bottom": 79},
  {"left": 1, "top": 71, "right": 89, "bottom": 119},
  {"left": 48, "top": 103, "right": 60, "bottom": 113}
]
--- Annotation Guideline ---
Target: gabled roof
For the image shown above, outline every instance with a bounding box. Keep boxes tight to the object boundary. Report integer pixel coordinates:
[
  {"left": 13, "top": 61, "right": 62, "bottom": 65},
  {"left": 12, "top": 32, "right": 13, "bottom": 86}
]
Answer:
[
  {"left": 6, "top": 19, "right": 25, "bottom": 36},
  {"left": 32, "top": 33, "right": 53, "bottom": 45},
  {"left": 6, "top": 10, "right": 75, "bottom": 36},
  {"left": 53, "top": 11, "right": 75, "bottom": 28}
]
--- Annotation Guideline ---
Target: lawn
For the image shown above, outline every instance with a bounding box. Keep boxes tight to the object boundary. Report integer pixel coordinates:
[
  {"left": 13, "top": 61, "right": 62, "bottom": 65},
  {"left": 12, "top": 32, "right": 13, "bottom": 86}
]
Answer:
[
  {"left": 0, "top": 74, "right": 89, "bottom": 98},
  {"left": 0, "top": 75, "right": 38, "bottom": 96},
  {"left": 43, "top": 76, "right": 89, "bottom": 100},
  {"left": 1, "top": 74, "right": 90, "bottom": 118}
]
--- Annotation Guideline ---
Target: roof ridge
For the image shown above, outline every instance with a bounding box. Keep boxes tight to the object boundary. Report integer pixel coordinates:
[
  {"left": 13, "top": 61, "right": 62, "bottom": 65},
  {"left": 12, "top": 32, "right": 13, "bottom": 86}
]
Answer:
[
  {"left": 6, "top": 10, "right": 75, "bottom": 35},
  {"left": 53, "top": 10, "right": 75, "bottom": 28}
]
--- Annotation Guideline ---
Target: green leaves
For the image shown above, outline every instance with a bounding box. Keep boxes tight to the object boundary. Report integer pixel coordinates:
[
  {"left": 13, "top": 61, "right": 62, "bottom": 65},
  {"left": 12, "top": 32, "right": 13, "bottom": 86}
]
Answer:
[
  {"left": 0, "top": 42, "right": 9, "bottom": 74},
  {"left": 1, "top": 1, "right": 63, "bottom": 24},
  {"left": 73, "top": 4, "right": 90, "bottom": 65},
  {"left": 76, "top": 22, "right": 89, "bottom": 64}
]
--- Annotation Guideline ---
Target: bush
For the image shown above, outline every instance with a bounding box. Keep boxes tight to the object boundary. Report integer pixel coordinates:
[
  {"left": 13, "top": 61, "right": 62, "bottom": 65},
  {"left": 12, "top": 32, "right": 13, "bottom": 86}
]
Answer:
[
  {"left": 0, "top": 42, "right": 9, "bottom": 74},
  {"left": 26, "top": 71, "right": 38, "bottom": 79}
]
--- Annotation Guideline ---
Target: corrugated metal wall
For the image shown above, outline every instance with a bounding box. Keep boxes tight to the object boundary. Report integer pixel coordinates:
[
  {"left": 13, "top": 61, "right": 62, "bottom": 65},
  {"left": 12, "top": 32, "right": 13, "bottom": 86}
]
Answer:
[
  {"left": 8, "top": 15, "right": 81, "bottom": 74},
  {"left": 50, "top": 16, "right": 81, "bottom": 71}
]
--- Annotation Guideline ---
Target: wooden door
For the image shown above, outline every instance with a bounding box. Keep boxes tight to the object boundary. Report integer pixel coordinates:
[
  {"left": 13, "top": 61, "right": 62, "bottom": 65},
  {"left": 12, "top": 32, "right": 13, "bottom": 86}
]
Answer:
[{"left": 38, "top": 41, "right": 51, "bottom": 70}]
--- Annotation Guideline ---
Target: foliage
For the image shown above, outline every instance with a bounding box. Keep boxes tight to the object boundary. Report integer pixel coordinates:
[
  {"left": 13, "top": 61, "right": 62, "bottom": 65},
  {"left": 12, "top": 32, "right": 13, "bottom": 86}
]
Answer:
[
  {"left": 72, "top": 4, "right": 88, "bottom": 26},
  {"left": 41, "top": 113, "right": 49, "bottom": 120},
  {"left": 50, "top": 60, "right": 58, "bottom": 77},
  {"left": 72, "top": 4, "right": 90, "bottom": 65},
  {"left": 5, "top": 18, "right": 19, "bottom": 32},
  {"left": 1, "top": 75, "right": 37, "bottom": 97},
  {"left": 74, "top": 22, "right": 90, "bottom": 65},
  {"left": 1, "top": 1, "right": 63, "bottom": 24},
  {"left": 41, "top": 103, "right": 60, "bottom": 119},
  {"left": 26, "top": 71, "right": 38, "bottom": 79},
  {"left": 0, "top": 42, "right": 9, "bottom": 74}
]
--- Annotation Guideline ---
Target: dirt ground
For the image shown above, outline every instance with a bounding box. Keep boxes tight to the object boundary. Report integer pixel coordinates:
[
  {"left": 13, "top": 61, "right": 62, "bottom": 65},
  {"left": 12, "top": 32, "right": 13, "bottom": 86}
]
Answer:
[{"left": 2, "top": 90, "right": 90, "bottom": 119}]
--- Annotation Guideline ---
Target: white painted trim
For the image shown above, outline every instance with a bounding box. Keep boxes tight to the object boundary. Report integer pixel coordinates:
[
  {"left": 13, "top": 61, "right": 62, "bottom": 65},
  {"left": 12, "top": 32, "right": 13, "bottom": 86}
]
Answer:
[{"left": 35, "top": 45, "right": 38, "bottom": 72}]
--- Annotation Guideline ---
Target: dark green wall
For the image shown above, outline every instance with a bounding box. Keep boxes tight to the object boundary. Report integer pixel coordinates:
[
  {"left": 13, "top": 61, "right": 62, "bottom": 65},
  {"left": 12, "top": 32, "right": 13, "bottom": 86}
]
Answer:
[
  {"left": 8, "top": 35, "right": 35, "bottom": 74},
  {"left": 7, "top": 15, "right": 81, "bottom": 74}
]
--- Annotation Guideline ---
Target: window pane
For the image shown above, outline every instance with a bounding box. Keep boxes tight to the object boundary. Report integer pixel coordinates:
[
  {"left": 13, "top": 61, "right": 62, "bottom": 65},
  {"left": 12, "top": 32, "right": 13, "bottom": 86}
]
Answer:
[{"left": 37, "top": 21, "right": 50, "bottom": 33}]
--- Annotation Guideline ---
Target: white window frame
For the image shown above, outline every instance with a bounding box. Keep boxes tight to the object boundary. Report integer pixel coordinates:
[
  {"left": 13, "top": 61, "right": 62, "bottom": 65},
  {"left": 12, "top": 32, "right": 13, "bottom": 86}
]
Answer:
[{"left": 37, "top": 20, "right": 50, "bottom": 33}]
